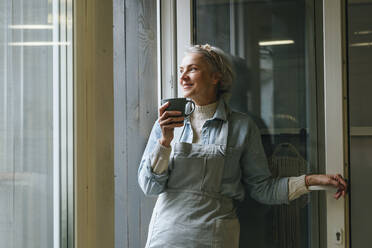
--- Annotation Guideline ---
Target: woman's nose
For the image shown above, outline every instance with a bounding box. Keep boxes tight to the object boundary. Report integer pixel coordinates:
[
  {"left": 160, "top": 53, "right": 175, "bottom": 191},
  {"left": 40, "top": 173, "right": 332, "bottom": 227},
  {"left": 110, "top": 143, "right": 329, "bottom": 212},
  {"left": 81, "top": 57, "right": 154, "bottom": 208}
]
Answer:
[{"left": 180, "top": 72, "right": 188, "bottom": 81}]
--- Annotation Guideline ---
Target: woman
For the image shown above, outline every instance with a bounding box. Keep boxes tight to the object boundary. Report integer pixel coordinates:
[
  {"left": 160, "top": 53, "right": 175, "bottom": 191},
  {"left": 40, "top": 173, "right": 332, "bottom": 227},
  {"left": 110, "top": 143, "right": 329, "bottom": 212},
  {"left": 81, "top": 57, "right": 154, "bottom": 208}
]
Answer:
[{"left": 138, "top": 44, "right": 347, "bottom": 248}]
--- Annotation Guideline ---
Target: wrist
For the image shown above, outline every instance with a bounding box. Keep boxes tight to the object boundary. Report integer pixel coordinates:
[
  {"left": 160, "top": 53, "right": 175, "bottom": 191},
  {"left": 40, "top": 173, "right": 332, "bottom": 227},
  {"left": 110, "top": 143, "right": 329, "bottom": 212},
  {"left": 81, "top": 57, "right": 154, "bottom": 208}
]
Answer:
[
  {"left": 305, "top": 175, "right": 313, "bottom": 187},
  {"left": 159, "top": 138, "right": 171, "bottom": 148}
]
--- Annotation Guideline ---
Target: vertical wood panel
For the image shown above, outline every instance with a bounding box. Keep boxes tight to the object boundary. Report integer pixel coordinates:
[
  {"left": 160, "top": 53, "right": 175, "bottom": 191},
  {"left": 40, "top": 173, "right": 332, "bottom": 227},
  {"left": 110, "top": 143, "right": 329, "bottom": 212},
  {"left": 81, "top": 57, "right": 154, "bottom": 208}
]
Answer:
[
  {"left": 113, "top": 0, "right": 127, "bottom": 247},
  {"left": 75, "top": 0, "right": 114, "bottom": 247},
  {"left": 138, "top": 1, "right": 158, "bottom": 246},
  {"left": 74, "top": 0, "right": 88, "bottom": 247},
  {"left": 114, "top": 0, "right": 158, "bottom": 247},
  {"left": 94, "top": 0, "right": 115, "bottom": 246},
  {"left": 125, "top": 0, "right": 141, "bottom": 246}
]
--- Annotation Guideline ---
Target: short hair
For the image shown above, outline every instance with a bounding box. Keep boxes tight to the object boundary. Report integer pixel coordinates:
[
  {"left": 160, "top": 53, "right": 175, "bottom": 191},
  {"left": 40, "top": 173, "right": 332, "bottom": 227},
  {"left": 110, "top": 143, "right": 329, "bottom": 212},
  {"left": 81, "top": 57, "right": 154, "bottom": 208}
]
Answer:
[{"left": 185, "top": 44, "right": 234, "bottom": 98}]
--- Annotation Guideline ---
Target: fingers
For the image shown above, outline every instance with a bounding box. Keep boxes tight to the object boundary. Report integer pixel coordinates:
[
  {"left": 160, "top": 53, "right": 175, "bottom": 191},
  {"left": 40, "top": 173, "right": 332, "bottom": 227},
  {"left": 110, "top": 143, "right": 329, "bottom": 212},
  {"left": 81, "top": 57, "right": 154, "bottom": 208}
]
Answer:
[
  {"left": 159, "top": 116, "right": 185, "bottom": 126},
  {"left": 329, "top": 174, "right": 348, "bottom": 199},
  {"left": 158, "top": 110, "right": 184, "bottom": 131},
  {"left": 334, "top": 190, "right": 342, "bottom": 199},
  {"left": 327, "top": 176, "right": 341, "bottom": 188},
  {"left": 311, "top": 174, "right": 348, "bottom": 199},
  {"left": 157, "top": 104, "right": 184, "bottom": 145},
  {"left": 161, "top": 122, "right": 184, "bottom": 130},
  {"left": 335, "top": 174, "right": 348, "bottom": 190},
  {"left": 330, "top": 174, "right": 347, "bottom": 192},
  {"left": 334, "top": 187, "right": 347, "bottom": 199},
  {"left": 159, "top": 111, "right": 183, "bottom": 121},
  {"left": 159, "top": 102, "right": 183, "bottom": 117},
  {"left": 159, "top": 102, "right": 170, "bottom": 116}
]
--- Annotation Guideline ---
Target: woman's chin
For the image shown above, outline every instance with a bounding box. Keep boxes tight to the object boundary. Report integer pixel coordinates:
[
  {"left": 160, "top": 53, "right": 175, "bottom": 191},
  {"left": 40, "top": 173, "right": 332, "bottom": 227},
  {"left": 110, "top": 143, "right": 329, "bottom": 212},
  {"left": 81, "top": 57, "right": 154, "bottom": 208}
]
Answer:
[{"left": 182, "top": 91, "right": 193, "bottom": 99}]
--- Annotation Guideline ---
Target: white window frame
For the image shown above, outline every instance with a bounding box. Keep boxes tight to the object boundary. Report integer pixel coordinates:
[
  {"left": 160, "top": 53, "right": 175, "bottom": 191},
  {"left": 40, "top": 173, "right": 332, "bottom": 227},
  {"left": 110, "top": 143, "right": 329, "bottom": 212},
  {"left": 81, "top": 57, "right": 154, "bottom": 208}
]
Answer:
[
  {"left": 323, "top": 1, "right": 348, "bottom": 247},
  {"left": 53, "top": 0, "right": 74, "bottom": 247},
  {"left": 157, "top": 0, "right": 194, "bottom": 101},
  {"left": 157, "top": 0, "right": 179, "bottom": 102},
  {"left": 158, "top": 0, "right": 349, "bottom": 247}
]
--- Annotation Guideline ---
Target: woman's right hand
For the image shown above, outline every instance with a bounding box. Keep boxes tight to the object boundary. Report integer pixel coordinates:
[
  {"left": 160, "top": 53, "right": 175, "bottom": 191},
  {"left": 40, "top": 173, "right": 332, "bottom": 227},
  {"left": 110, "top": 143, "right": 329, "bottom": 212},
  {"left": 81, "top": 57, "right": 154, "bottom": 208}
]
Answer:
[
  {"left": 158, "top": 102, "right": 185, "bottom": 147},
  {"left": 305, "top": 174, "right": 347, "bottom": 199}
]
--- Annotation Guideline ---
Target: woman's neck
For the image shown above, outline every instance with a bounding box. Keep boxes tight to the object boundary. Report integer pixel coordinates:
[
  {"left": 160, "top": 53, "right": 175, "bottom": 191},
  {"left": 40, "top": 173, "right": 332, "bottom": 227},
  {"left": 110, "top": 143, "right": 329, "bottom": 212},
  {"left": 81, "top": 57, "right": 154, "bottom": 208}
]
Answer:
[
  {"left": 192, "top": 96, "right": 217, "bottom": 106},
  {"left": 194, "top": 101, "right": 218, "bottom": 114}
]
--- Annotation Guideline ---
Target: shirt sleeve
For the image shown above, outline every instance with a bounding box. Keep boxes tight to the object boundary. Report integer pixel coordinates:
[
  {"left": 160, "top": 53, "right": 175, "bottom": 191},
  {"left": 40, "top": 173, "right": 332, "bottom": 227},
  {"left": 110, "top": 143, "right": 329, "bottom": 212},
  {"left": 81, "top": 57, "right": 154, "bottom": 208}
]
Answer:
[
  {"left": 138, "top": 121, "right": 170, "bottom": 196},
  {"left": 288, "top": 175, "right": 310, "bottom": 201},
  {"left": 151, "top": 141, "right": 172, "bottom": 174},
  {"left": 240, "top": 120, "right": 290, "bottom": 205}
]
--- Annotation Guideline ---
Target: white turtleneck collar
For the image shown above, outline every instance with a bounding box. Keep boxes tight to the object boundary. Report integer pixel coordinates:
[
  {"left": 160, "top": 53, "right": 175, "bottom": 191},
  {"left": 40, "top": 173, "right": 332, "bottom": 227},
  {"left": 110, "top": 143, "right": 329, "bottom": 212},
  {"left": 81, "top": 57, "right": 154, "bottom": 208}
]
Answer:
[{"left": 190, "top": 101, "right": 218, "bottom": 143}]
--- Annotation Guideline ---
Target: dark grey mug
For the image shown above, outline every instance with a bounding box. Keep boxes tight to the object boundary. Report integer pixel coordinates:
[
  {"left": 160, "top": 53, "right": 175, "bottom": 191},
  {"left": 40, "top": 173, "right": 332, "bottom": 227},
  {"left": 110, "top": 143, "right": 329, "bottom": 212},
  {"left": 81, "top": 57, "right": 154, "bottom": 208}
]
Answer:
[{"left": 161, "top": 98, "right": 195, "bottom": 117}]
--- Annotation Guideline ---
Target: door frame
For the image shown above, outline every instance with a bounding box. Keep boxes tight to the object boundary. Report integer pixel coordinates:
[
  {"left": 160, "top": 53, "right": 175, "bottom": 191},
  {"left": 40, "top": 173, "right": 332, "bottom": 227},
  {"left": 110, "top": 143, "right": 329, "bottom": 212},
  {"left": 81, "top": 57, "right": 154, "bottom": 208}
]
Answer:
[
  {"left": 158, "top": 0, "right": 349, "bottom": 247},
  {"left": 323, "top": 0, "right": 349, "bottom": 247}
]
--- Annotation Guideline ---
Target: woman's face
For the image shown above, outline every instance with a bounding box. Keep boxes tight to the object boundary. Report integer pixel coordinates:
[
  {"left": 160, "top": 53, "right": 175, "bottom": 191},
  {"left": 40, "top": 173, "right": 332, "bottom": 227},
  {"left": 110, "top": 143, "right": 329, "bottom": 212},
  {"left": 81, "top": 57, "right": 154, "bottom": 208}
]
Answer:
[{"left": 179, "top": 53, "right": 219, "bottom": 105}]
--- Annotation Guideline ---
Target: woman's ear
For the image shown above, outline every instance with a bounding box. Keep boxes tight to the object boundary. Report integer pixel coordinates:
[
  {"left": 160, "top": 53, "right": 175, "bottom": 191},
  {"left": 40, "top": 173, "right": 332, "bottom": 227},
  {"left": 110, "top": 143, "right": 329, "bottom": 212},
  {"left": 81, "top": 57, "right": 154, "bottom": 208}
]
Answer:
[{"left": 211, "top": 72, "right": 222, "bottom": 85}]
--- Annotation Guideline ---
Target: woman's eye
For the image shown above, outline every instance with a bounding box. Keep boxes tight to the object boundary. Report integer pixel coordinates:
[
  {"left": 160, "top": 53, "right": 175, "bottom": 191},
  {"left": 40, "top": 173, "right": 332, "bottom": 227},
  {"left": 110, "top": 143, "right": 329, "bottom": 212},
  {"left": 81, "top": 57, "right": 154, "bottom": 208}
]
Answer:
[{"left": 190, "top": 67, "right": 197, "bottom": 71}]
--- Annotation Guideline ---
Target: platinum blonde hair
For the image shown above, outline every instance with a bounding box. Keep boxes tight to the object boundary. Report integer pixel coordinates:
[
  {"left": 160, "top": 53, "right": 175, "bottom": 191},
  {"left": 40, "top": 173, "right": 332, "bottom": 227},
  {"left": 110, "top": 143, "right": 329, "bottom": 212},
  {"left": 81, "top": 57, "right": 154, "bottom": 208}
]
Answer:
[{"left": 185, "top": 44, "right": 234, "bottom": 98}]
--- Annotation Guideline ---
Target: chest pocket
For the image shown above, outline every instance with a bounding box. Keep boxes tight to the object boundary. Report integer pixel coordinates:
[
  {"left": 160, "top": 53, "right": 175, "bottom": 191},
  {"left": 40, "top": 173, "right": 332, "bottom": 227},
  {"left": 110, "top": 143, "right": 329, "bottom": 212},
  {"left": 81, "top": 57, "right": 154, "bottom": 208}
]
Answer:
[{"left": 167, "top": 143, "right": 226, "bottom": 193}]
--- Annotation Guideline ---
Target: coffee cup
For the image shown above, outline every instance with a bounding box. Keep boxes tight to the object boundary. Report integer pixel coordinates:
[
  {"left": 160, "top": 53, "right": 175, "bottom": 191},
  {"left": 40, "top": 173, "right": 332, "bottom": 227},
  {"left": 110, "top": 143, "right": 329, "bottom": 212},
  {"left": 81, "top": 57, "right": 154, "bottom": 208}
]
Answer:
[{"left": 161, "top": 98, "right": 195, "bottom": 117}]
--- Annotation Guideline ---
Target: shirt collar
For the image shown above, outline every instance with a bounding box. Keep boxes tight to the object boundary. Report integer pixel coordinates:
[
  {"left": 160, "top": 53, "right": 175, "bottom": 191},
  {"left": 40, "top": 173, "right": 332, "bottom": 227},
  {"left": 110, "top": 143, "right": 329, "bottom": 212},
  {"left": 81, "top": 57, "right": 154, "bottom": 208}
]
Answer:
[
  {"left": 210, "top": 97, "right": 230, "bottom": 121},
  {"left": 185, "top": 97, "right": 230, "bottom": 125}
]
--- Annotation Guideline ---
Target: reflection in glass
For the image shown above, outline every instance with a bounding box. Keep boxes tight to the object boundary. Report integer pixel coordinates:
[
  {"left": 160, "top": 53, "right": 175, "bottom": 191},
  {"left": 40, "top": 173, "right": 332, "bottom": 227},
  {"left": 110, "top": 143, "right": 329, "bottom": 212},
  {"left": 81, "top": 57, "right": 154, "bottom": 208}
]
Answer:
[
  {"left": 0, "top": 0, "right": 71, "bottom": 247},
  {"left": 194, "top": 0, "right": 318, "bottom": 247},
  {"left": 347, "top": 1, "right": 372, "bottom": 247}
]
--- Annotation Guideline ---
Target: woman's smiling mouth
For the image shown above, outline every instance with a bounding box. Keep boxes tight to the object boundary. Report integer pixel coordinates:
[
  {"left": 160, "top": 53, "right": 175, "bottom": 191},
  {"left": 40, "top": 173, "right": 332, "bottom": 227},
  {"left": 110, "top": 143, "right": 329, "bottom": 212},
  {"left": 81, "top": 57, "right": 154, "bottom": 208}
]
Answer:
[{"left": 182, "top": 83, "right": 194, "bottom": 89}]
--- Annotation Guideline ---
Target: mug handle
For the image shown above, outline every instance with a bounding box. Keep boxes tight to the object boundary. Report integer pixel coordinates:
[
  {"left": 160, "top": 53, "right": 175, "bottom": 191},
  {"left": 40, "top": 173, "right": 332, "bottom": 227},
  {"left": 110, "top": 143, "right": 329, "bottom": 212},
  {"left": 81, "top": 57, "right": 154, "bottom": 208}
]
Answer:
[{"left": 185, "top": 99, "right": 195, "bottom": 117}]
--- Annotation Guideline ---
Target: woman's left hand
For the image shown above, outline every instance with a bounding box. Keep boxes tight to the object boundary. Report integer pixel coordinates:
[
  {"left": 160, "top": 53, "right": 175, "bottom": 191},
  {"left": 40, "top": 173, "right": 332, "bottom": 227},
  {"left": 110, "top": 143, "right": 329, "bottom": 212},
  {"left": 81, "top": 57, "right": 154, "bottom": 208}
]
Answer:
[{"left": 305, "top": 174, "right": 348, "bottom": 199}]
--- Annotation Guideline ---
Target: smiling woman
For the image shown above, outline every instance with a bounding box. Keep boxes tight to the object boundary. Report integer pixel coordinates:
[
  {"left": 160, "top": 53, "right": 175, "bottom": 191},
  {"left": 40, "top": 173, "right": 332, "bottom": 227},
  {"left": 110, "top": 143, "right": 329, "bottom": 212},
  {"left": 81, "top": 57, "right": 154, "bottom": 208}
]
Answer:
[
  {"left": 179, "top": 45, "right": 233, "bottom": 106},
  {"left": 137, "top": 44, "right": 347, "bottom": 248},
  {"left": 179, "top": 53, "right": 219, "bottom": 105}
]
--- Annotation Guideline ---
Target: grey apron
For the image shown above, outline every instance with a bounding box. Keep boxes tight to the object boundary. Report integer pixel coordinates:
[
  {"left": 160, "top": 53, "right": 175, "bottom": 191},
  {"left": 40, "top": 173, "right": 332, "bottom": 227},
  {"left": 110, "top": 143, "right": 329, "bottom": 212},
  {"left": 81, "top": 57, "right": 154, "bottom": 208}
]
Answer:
[{"left": 145, "top": 120, "right": 240, "bottom": 248}]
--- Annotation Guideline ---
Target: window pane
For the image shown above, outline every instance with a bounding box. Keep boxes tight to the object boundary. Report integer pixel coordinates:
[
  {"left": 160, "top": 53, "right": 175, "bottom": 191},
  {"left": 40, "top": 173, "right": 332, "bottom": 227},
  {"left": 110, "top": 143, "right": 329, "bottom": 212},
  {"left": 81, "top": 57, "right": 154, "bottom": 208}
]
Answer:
[
  {"left": 0, "top": 0, "right": 72, "bottom": 247},
  {"left": 347, "top": 1, "right": 372, "bottom": 247},
  {"left": 194, "top": 0, "right": 319, "bottom": 247}
]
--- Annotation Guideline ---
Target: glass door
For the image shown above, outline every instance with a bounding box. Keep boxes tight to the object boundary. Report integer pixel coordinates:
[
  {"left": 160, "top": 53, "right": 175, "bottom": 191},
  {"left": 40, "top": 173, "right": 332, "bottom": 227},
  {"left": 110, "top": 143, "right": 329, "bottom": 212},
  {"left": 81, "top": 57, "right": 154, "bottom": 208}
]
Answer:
[
  {"left": 184, "top": 0, "right": 321, "bottom": 247},
  {"left": 0, "top": 0, "right": 73, "bottom": 247},
  {"left": 347, "top": 0, "right": 372, "bottom": 247}
]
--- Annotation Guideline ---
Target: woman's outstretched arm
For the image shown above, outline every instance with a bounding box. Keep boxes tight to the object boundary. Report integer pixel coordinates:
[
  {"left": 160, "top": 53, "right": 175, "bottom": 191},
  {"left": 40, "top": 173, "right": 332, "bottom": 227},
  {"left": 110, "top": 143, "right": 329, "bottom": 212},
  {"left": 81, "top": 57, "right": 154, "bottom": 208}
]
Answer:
[
  {"left": 240, "top": 121, "right": 290, "bottom": 205},
  {"left": 240, "top": 119, "right": 347, "bottom": 204}
]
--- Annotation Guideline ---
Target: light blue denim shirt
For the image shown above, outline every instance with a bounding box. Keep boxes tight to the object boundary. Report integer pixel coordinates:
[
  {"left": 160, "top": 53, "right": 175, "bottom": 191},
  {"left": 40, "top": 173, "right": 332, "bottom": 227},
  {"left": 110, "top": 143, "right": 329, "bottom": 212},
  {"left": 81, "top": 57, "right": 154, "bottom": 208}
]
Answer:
[{"left": 138, "top": 98, "right": 289, "bottom": 205}]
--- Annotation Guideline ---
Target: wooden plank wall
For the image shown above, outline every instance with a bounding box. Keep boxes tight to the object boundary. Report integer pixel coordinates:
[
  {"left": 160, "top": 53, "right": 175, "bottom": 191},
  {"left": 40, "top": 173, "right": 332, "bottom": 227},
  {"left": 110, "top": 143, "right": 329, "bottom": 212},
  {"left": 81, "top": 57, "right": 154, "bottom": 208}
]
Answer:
[
  {"left": 114, "top": 0, "right": 158, "bottom": 247},
  {"left": 75, "top": 0, "right": 114, "bottom": 247}
]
